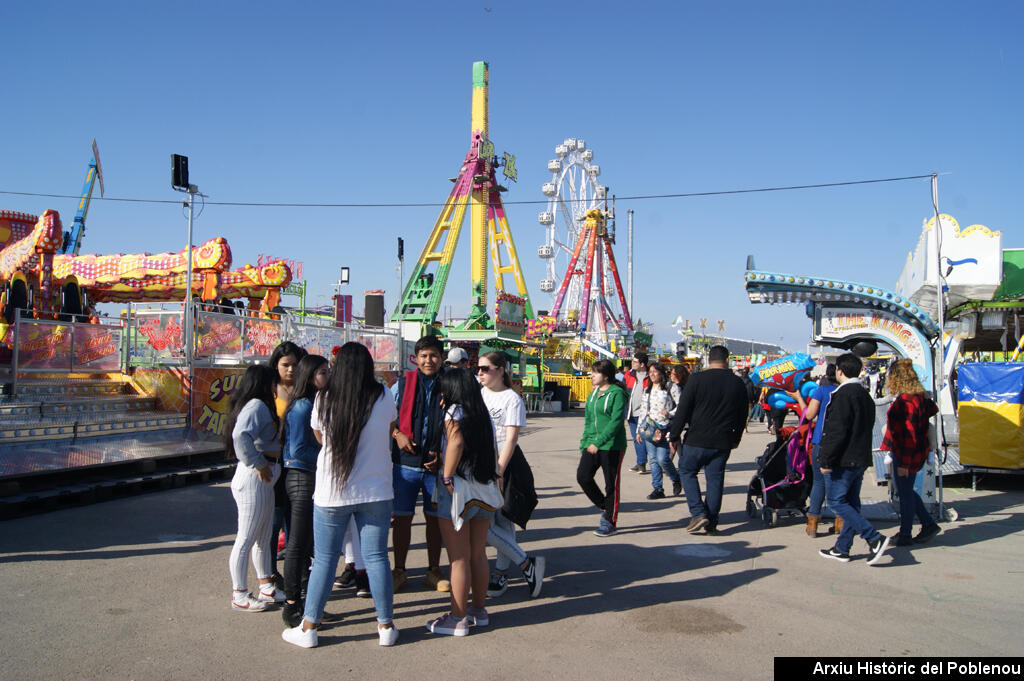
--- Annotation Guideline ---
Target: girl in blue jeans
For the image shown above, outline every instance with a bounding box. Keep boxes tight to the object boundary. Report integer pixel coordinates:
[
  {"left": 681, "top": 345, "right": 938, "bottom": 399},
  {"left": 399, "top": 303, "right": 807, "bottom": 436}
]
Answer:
[
  {"left": 636, "top": 363, "right": 682, "bottom": 499},
  {"left": 281, "top": 342, "right": 400, "bottom": 649}
]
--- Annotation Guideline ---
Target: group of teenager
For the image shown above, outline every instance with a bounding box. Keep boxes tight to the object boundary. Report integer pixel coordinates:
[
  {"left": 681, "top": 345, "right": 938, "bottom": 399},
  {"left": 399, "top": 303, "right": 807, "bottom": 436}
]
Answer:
[{"left": 225, "top": 335, "right": 544, "bottom": 649}]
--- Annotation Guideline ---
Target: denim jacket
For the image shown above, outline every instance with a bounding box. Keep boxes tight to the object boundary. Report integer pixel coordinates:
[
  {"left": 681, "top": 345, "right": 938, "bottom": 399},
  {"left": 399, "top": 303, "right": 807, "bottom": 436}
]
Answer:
[{"left": 283, "top": 397, "right": 321, "bottom": 472}]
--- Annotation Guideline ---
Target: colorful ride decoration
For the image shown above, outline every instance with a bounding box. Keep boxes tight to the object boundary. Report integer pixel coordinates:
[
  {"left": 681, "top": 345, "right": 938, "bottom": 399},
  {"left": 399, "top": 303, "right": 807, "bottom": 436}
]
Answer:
[
  {"left": 750, "top": 352, "right": 817, "bottom": 412},
  {"left": 392, "top": 61, "right": 533, "bottom": 330},
  {"left": 750, "top": 353, "right": 815, "bottom": 391},
  {"left": 0, "top": 204, "right": 291, "bottom": 350}
]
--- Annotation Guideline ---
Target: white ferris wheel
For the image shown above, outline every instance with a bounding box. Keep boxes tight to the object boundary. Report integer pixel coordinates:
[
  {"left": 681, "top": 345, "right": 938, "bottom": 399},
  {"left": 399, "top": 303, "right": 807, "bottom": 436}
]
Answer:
[{"left": 537, "top": 138, "right": 605, "bottom": 313}]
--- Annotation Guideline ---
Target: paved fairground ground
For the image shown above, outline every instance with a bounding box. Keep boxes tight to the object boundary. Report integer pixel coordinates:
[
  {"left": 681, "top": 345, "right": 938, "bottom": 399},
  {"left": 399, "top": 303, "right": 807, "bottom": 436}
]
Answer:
[{"left": 1, "top": 412, "right": 1022, "bottom": 681}]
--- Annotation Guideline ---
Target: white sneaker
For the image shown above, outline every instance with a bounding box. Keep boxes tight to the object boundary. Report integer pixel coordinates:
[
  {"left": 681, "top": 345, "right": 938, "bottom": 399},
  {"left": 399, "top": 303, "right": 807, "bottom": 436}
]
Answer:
[
  {"left": 258, "top": 585, "right": 286, "bottom": 604},
  {"left": 231, "top": 593, "right": 267, "bottom": 612},
  {"left": 378, "top": 624, "right": 400, "bottom": 647},
  {"left": 282, "top": 625, "right": 318, "bottom": 648}
]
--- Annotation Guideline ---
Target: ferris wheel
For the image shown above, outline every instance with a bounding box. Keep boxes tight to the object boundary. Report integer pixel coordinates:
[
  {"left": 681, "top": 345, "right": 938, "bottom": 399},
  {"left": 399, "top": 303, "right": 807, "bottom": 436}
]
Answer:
[
  {"left": 537, "top": 138, "right": 605, "bottom": 302},
  {"left": 537, "top": 139, "right": 631, "bottom": 345}
]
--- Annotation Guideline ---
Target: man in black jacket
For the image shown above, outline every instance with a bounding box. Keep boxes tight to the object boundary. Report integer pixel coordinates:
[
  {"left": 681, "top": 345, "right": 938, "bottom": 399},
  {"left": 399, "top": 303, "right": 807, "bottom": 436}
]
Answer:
[
  {"left": 818, "top": 353, "right": 890, "bottom": 565},
  {"left": 668, "top": 345, "right": 749, "bottom": 535}
]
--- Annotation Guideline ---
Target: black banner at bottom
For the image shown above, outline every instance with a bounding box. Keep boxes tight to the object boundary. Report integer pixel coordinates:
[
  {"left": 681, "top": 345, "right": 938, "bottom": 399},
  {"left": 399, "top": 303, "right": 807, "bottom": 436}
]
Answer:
[{"left": 775, "top": 657, "right": 1022, "bottom": 680}]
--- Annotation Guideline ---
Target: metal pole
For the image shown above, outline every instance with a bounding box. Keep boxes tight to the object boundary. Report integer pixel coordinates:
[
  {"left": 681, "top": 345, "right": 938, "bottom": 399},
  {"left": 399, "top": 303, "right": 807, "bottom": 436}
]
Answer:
[
  {"left": 184, "top": 187, "right": 196, "bottom": 429},
  {"left": 627, "top": 209, "right": 634, "bottom": 319},
  {"left": 931, "top": 174, "right": 946, "bottom": 521}
]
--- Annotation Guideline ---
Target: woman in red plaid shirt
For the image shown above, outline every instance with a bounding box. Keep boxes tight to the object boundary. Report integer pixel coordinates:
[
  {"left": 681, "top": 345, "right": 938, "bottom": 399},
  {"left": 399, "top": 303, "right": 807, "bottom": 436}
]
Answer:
[{"left": 880, "top": 360, "right": 941, "bottom": 547}]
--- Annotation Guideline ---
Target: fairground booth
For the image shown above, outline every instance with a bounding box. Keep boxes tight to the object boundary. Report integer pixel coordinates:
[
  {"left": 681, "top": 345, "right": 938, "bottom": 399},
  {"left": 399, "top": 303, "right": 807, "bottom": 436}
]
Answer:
[{"left": 744, "top": 210, "right": 1023, "bottom": 521}]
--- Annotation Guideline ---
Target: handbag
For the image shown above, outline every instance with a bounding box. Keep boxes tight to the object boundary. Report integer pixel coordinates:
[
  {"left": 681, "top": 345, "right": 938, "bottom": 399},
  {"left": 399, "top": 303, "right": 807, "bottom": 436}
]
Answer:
[{"left": 638, "top": 418, "right": 670, "bottom": 446}]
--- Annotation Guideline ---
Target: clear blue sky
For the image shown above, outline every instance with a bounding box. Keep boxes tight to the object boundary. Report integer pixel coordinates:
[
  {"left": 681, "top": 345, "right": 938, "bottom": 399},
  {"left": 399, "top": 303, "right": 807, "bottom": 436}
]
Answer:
[{"left": 3, "top": 1, "right": 1021, "bottom": 351}]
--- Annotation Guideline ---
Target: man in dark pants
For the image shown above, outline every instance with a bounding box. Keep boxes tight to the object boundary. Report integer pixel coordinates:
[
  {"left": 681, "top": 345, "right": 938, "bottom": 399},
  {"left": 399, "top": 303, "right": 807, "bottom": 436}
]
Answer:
[
  {"left": 668, "top": 345, "right": 749, "bottom": 535},
  {"left": 623, "top": 352, "right": 650, "bottom": 473},
  {"left": 818, "top": 353, "right": 890, "bottom": 565}
]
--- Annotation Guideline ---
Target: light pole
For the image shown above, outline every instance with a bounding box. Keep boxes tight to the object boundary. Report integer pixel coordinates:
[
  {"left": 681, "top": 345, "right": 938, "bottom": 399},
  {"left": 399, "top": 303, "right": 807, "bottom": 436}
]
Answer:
[{"left": 172, "top": 154, "right": 201, "bottom": 429}]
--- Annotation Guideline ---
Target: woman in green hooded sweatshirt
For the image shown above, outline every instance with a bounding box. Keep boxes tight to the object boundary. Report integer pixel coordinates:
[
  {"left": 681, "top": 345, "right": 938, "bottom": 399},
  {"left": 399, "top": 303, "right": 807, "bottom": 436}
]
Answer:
[{"left": 577, "top": 359, "right": 629, "bottom": 537}]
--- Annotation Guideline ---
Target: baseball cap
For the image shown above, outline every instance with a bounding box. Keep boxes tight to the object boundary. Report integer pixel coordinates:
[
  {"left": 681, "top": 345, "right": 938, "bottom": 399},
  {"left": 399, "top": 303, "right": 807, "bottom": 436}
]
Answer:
[{"left": 447, "top": 347, "right": 469, "bottom": 364}]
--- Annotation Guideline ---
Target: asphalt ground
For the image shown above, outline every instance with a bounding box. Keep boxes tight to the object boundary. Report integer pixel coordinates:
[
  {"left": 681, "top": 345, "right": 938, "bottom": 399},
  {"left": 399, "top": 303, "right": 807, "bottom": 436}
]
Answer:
[{"left": 1, "top": 412, "right": 1022, "bottom": 681}]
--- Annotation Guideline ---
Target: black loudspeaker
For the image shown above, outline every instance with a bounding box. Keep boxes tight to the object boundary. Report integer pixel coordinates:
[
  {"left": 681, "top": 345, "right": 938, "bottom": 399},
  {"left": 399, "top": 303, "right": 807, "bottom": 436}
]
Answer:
[
  {"left": 849, "top": 340, "right": 878, "bottom": 358},
  {"left": 397, "top": 237, "right": 404, "bottom": 261},
  {"left": 171, "top": 154, "right": 189, "bottom": 190},
  {"left": 365, "top": 294, "right": 385, "bottom": 327}
]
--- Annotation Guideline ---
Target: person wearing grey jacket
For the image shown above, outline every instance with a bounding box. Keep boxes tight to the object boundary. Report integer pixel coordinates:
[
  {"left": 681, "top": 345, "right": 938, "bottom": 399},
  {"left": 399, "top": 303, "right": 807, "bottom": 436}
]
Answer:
[{"left": 225, "top": 365, "right": 286, "bottom": 612}]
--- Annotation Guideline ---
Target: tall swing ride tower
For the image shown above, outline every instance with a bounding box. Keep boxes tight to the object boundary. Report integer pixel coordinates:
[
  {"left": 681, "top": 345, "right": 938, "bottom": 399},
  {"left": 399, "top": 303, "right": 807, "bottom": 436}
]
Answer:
[{"left": 391, "top": 62, "right": 533, "bottom": 330}]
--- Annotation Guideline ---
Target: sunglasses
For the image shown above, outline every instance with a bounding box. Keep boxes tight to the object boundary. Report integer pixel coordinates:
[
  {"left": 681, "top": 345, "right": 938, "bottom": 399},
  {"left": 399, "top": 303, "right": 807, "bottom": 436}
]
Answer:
[{"left": 476, "top": 365, "right": 496, "bottom": 373}]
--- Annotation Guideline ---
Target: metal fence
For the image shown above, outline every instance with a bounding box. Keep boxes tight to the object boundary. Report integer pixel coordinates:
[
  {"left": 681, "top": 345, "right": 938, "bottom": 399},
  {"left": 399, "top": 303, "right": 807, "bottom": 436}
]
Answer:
[
  {"left": 12, "top": 309, "right": 125, "bottom": 375},
  {"left": 11, "top": 302, "right": 401, "bottom": 375}
]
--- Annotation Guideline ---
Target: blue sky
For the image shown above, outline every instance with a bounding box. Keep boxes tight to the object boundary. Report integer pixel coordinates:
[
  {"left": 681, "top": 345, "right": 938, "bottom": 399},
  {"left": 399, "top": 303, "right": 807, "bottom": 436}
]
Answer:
[{"left": 2, "top": 1, "right": 1021, "bottom": 351}]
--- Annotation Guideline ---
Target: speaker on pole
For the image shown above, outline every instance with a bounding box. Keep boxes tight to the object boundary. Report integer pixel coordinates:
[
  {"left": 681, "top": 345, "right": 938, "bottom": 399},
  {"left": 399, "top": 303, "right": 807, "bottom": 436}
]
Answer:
[{"left": 365, "top": 293, "right": 385, "bottom": 327}]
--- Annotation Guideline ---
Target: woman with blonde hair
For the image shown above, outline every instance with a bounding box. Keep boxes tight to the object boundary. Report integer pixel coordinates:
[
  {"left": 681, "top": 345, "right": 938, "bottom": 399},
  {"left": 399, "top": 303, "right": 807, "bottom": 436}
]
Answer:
[{"left": 880, "top": 359, "right": 941, "bottom": 547}]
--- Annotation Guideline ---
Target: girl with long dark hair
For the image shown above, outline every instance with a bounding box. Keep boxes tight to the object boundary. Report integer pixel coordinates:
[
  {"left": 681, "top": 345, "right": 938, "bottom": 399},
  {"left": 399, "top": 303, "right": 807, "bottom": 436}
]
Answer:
[
  {"left": 267, "top": 341, "right": 308, "bottom": 580},
  {"left": 281, "top": 342, "right": 399, "bottom": 648},
  {"left": 577, "top": 359, "right": 628, "bottom": 537},
  {"left": 477, "top": 351, "right": 545, "bottom": 600},
  {"left": 426, "top": 369, "right": 499, "bottom": 637},
  {"left": 225, "top": 364, "right": 285, "bottom": 611},
  {"left": 280, "top": 354, "right": 329, "bottom": 627},
  {"left": 637, "top": 362, "right": 682, "bottom": 500}
]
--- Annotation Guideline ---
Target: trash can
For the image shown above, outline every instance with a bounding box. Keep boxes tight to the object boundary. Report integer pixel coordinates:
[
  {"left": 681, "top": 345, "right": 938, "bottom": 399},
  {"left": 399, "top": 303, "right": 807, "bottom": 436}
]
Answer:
[{"left": 555, "top": 385, "right": 571, "bottom": 412}]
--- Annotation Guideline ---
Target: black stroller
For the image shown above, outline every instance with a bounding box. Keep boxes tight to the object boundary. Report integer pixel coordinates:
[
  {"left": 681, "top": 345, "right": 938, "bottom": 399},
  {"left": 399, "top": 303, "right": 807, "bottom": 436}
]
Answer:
[{"left": 746, "top": 423, "right": 813, "bottom": 528}]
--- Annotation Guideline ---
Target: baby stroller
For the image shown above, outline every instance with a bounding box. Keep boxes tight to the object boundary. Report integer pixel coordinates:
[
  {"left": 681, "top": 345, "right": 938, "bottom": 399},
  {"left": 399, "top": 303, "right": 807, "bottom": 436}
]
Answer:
[{"left": 746, "top": 422, "right": 813, "bottom": 527}]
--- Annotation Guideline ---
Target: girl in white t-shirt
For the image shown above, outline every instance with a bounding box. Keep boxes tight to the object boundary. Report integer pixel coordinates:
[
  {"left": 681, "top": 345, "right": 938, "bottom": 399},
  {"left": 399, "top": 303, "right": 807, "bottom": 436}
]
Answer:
[
  {"left": 477, "top": 351, "right": 545, "bottom": 599},
  {"left": 281, "top": 342, "right": 400, "bottom": 649}
]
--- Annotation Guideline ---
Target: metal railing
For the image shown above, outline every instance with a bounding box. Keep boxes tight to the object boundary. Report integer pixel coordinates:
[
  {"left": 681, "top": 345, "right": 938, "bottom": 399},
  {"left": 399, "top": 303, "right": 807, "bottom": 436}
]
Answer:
[
  {"left": 9, "top": 302, "right": 400, "bottom": 376},
  {"left": 12, "top": 308, "right": 125, "bottom": 374}
]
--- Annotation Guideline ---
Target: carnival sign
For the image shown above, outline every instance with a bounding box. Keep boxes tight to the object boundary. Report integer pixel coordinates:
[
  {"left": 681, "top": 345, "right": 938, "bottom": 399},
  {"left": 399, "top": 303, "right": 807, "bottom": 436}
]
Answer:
[
  {"left": 816, "top": 306, "right": 930, "bottom": 376},
  {"left": 72, "top": 324, "right": 122, "bottom": 370},
  {"left": 16, "top": 322, "right": 72, "bottom": 370},
  {"left": 192, "top": 368, "right": 245, "bottom": 437},
  {"left": 194, "top": 312, "right": 242, "bottom": 360},
  {"left": 244, "top": 319, "right": 282, "bottom": 358}
]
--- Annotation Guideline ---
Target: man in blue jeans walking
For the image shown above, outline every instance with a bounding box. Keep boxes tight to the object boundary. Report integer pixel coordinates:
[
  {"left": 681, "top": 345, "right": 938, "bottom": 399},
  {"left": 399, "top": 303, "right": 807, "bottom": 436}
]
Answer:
[
  {"left": 624, "top": 353, "right": 650, "bottom": 474},
  {"left": 817, "top": 353, "right": 890, "bottom": 565},
  {"left": 668, "top": 345, "right": 749, "bottom": 535}
]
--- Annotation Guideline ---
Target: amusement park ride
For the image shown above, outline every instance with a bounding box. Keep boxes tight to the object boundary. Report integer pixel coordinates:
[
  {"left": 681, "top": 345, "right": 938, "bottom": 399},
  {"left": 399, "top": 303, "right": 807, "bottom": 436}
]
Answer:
[
  {"left": 390, "top": 62, "right": 634, "bottom": 361},
  {"left": 0, "top": 144, "right": 292, "bottom": 348},
  {"left": 391, "top": 61, "right": 533, "bottom": 334},
  {"left": 538, "top": 140, "right": 633, "bottom": 351}
]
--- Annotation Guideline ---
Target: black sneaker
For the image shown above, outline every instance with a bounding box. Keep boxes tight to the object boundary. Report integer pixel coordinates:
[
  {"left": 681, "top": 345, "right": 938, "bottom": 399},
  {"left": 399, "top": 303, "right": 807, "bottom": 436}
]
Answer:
[
  {"left": 866, "top": 535, "right": 891, "bottom": 566},
  {"left": 629, "top": 464, "right": 644, "bottom": 473},
  {"left": 281, "top": 600, "right": 303, "bottom": 628},
  {"left": 486, "top": 572, "right": 508, "bottom": 597},
  {"left": 913, "top": 524, "right": 941, "bottom": 544},
  {"left": 523, "top": 556, "right": 546, "bottom": 598},
  {"left": 355, "top": 571, "right": 371, "bottom": 598},
  {"left": 891, "top": 534, "right": 914, "bottom": 547},
  {"left": 672, "top": 480, "right": 682, "bottom": 497},
  {"left": 334, "top": 564, "right": 357, "bottom": 589},
  {"left": 647, "top": 489, "right": 666, "bottom": 500},
  {"left": 819, "top": 547, "right": 851, "bottom": 562}
]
